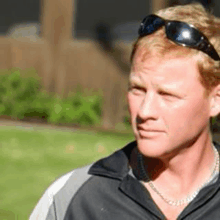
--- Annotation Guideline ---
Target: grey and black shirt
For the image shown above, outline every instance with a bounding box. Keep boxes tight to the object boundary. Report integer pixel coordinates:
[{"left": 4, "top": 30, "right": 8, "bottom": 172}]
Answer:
[{"left": 29, "top": 141, "right": 220, "bottom": 220}]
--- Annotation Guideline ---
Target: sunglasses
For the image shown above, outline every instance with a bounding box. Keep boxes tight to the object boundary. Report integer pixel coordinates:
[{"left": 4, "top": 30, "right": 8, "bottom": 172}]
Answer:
[{"left": 138, "top": 14, "right": 220, "bottom": 61}]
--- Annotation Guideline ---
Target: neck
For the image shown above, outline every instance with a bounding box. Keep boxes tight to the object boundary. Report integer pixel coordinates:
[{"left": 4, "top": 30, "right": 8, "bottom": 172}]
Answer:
[{"left": 132, "top": 134, "right": 217, "bottom": 196}]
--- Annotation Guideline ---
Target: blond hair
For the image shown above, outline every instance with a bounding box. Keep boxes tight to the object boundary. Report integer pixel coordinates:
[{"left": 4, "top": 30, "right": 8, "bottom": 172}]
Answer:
[{"left": 131, "top": 3, "right": 220, "bottom": 93}]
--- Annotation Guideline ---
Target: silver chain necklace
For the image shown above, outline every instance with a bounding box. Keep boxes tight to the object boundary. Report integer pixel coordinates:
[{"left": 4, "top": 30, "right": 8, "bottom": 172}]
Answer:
[{"left": 138, "top": 145, "right": 219, "bottom": 206}]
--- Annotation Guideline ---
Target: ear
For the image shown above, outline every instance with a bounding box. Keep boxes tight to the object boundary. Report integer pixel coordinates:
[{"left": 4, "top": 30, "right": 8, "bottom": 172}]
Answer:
[{"left": 210, "top": 84, "right": 220, "bottom": 117}]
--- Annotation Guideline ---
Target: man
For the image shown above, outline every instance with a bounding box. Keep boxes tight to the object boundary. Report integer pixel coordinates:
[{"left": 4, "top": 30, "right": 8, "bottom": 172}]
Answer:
[{"left": 30, "top": 3, "right": 220, "bottom": 220}]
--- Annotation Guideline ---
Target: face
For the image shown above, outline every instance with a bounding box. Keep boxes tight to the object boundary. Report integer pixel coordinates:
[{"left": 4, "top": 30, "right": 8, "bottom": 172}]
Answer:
[{"left": 128, "top": 53, "right": 214, "bottom": 159}]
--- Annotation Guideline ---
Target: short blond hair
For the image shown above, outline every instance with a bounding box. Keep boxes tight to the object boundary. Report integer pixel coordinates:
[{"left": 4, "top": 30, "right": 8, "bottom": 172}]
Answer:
[{"left": 131, "top": 3, "right": 220, "bottom": 93}]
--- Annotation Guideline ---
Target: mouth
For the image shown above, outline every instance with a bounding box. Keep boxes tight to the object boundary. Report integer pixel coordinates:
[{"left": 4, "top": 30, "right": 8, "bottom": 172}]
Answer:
[
  {"left": 137, "top": 126, "right": 163, "bottom": 132},
  {"left": 137, "top": 126, "right": 164, "bottom": 137}
]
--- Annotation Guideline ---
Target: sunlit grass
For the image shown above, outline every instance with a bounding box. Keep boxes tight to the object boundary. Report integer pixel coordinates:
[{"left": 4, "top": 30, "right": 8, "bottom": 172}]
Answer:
[{"left": 0, "top": 125, "right": 134, "bottom": 219}]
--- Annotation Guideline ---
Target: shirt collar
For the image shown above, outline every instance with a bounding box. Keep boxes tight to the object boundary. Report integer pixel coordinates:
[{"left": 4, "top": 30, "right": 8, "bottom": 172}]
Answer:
[{"left": 88, "top": 141, "right": 136, "bottom": 180}]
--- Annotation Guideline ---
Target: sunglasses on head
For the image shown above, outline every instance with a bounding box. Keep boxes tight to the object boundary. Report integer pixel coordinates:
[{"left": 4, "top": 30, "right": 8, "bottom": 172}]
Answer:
[{"left": 138, "top": 14, "right": 220, "bottom": 61}]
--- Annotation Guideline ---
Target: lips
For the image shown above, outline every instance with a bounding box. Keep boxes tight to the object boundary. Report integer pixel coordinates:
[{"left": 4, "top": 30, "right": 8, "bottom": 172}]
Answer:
[
  {"left": 137, "top": 126, "right": 164, "bottom": 132},
  {"left": 137, "top": 126, "right": 164, "bottom": 137}
]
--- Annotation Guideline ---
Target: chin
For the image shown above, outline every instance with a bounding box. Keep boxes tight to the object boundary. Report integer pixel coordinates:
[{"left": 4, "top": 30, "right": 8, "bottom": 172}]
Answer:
[{"left": 136, "top": 138, "right": 169, "bottom": 158}]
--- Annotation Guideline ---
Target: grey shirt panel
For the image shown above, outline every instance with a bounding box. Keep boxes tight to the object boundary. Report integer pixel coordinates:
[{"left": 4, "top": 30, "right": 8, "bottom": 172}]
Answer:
[
  {"left": 45, "top": 201, "right": 57, "bottom": 220},
  {"left": 29, "top": 165, "right": 92, "bottom": 220},
  {"left": 53, "top": 165, "right": 92, "bottom": 220}
]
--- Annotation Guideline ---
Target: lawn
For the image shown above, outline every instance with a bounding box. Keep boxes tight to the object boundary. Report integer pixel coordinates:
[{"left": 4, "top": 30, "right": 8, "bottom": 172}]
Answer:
[{"left": 0, "top": 125, "right": 134, "bottom": 220}]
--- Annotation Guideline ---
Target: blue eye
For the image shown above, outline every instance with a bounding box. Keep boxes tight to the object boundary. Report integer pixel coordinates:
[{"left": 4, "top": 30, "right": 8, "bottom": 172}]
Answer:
[
  {"left": 159, "top": 91, "right": 172, "bottom": 96},
  {"left": 130, "top": 87, "right": 145, "bottom": 95},
  {"left": 159, "top": 91, "right": 180, "bottom": 101}
]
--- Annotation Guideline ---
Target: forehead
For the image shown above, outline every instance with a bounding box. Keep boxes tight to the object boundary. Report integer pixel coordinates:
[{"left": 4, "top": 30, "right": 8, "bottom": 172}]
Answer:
[{"left": 130, "top": 54, "right": 205, "bottom": 94}]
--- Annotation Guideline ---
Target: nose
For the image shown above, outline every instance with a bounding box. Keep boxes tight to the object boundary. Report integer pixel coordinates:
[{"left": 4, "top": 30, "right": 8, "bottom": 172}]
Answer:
[{"left": 136, "top": 93, "right": 159, "bottom": 123}]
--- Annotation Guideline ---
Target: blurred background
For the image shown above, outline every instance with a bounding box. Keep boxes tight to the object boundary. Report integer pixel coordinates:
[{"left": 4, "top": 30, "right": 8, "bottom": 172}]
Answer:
[
  {"left": 1, "top": 0, "right": 220, "bottom": 219},
  {"left": 0, "top": 0, "right": 219, "bottom": 130}
]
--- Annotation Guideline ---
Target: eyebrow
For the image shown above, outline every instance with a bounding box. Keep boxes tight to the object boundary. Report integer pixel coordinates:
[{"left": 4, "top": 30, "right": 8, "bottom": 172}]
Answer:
[
  {"left": 129, "top": 74, "right": 187, "bottom": 98},
  {"left": 155, "top": 81, "right": 185, "bottom": 92},
  {"left": 129, "top": 76, "right": 145, "bottom": 87},
  {"left": 129, "top": 76, "right": 176, "bottom": 91},
  {"left": 156, "top": 84, "right": 188, "bottom": 98},
  {"left": 129, "top": 76, "right": 185, "bottom": 96}
]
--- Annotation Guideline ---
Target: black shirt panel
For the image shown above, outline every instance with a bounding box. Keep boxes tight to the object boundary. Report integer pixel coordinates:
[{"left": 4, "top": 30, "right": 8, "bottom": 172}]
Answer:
[{"left": 64, "top": 175, "right": 162, "bottom": 220}]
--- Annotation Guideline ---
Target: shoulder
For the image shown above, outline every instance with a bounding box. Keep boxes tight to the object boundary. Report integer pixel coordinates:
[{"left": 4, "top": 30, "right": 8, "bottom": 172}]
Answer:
[
  {"left": 29, "top": 165, "right": 93, "bottom": 220},
  {"left": 29, "top": 142, "right": 136, "bottom": 220},
  {"left": 50, "top": 165, "right": 92, "bottom": 197}
]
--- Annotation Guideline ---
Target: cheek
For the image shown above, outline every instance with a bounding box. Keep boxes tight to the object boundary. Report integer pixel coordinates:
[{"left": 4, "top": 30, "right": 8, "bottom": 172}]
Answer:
[
  {"left": 127, "top": 94, "right": 141, "bottom": 117},
  {"left": 188, "top": 95, "right": 209, "bottom": 116},
  {"left": 189, "top": 99, "right": 210, "bottom": 126},
  {"left": 171, "top": 98, "right": 210, "bottom": 131}
]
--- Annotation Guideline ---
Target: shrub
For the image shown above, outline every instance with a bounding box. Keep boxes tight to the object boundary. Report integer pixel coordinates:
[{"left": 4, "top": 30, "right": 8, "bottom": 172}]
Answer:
[
  {"left": 0, "top": 68, "right": 103, "bottom": 126},
  {"left": 0, "top": 68, "right": 40, "bottom": 119},
  {"left": 47, "top": 90, "right": 103, "bottom": 125}
]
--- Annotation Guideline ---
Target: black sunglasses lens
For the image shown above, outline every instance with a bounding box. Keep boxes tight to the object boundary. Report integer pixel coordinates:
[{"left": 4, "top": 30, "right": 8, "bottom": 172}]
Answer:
[
  {"left": 138, "top": 15, "right": 220, "bottom": 61},
  {"left": 139, "top": 15, "right": 165, "bottom": 36},
  {"left": 166, "top": 21, "right": 202, "bottom": 47}
]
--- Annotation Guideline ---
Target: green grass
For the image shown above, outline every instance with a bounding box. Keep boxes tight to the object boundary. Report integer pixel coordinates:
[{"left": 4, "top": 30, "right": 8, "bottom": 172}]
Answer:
[{"left": 0, "top": 125, "right": 134, "bottom": 220}]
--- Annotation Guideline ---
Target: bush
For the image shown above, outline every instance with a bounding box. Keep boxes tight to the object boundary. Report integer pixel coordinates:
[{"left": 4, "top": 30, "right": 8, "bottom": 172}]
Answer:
[
  {"left": 0, "top": 68, "right": 103, "bottom": 126},
  {"left": 46, "top": 90, "right": 103, "bottom": 125},
  {"left": 0, "top": 68, "right": 40, "bottom": 119}
]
